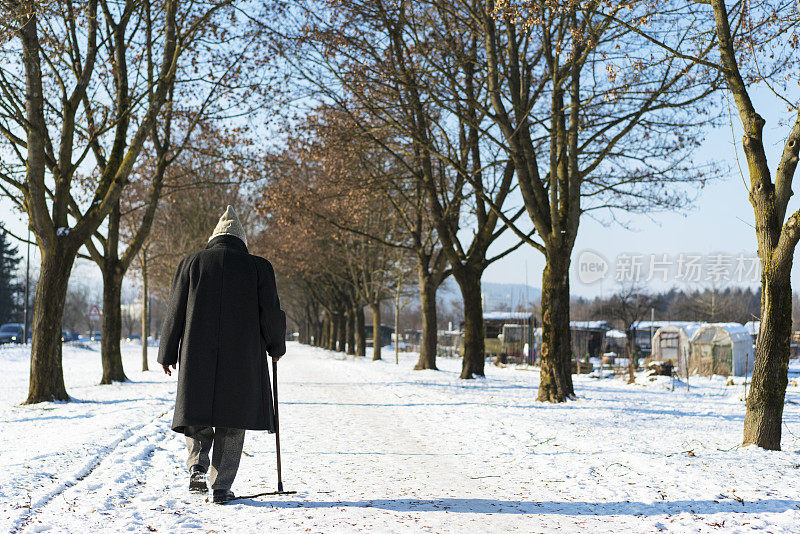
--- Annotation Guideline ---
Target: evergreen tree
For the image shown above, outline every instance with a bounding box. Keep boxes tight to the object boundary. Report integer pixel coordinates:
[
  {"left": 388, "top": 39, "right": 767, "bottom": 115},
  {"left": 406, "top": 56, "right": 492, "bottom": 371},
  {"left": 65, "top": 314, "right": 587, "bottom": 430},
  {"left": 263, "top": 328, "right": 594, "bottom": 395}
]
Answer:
[{"left": 0, "top": 228, "right": 22, "bottom": 324}]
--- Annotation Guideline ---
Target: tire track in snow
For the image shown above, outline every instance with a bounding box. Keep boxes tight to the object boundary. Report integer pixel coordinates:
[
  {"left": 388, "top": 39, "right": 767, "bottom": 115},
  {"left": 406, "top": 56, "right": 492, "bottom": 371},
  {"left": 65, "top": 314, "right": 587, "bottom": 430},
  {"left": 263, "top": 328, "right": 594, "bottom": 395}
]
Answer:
[{"left": 10, "top": 408, "right": 171, "bottom": 534}]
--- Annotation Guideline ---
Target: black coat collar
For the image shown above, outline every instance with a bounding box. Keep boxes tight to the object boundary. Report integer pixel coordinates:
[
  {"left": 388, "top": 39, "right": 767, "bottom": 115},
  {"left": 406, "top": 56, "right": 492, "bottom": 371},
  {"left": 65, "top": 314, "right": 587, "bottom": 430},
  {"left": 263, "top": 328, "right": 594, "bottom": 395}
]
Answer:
[{"left": 207, "top": 234, "right": 248, "bottom": 253}]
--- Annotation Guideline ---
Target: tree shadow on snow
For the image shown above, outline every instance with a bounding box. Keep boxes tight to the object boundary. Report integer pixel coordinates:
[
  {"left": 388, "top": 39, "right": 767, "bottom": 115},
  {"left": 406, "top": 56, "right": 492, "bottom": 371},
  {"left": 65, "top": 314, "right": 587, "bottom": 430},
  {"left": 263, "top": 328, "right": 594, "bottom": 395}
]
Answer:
[
  {"left": 234, "top": 497, "right": 800, "bottom": 516},
  {"left": 1, "top": 412, "right": 96, "bottom": 423},
  {"left": 281, "top": 380, "right": 530, "bottom": 392},
  {"left": 65, "top": 396, "right": 173, "bottom": 405},
  {"left": 279, "top": 400, "right": 761, "bottom": 423}
]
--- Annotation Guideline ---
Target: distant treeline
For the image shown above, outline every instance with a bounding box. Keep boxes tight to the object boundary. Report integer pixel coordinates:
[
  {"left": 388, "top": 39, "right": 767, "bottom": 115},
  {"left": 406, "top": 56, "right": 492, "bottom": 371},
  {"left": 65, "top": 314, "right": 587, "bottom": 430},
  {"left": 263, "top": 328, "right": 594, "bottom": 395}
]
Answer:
[{"left": 571, "top": 287, "right": 771, "bottom": 328}]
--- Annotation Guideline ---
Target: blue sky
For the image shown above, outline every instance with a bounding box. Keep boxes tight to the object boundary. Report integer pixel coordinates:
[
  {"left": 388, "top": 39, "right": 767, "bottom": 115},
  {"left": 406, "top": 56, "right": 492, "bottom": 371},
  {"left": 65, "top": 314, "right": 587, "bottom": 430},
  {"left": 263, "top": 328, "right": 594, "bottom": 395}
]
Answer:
[{"left": 1, "top": 90, "right": 795, "bottom": 299}]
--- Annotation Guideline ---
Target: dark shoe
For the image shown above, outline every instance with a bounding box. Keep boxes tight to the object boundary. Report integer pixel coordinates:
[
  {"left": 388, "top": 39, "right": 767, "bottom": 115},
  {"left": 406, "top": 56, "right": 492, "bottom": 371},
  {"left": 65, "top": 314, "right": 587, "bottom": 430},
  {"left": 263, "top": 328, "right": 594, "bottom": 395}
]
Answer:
[
  {"left": 212, "top": 489, "right": 236, "bottom": 504},
  {"left": 189, "top": 465, "right": 208, "bottom": 494}
]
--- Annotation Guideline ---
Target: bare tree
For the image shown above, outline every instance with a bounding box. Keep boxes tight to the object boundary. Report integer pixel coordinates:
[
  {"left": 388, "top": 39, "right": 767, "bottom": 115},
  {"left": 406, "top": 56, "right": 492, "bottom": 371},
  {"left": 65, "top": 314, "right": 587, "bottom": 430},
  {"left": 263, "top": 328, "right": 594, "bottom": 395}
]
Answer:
[
  {"left": 273, "top": 107, "right": 450, "bottom": 368},
  {"left": 137, "top": 245, "right": 151, "bottom": 371},
  {"left": 601, "top": 0, "right": 800, "bottom": 451},
  {"left": 79, "top": 4, "right": 281, "bottom": 385},
  {"left": 464, "top": 0, "right": 723, "bottom": 401},
  {"left": 705, "top": 0, "right": 800, "bottom": 449},
  {"left": 290, "top": 0, "right": 528, "bottom": 378},
  {"left": 0, "top": 0, "right": 230, "bottom": 402},
  {"left": 257, "top": 141, "right": 405, "bottom": 360},
  {"left": 597, "top": 286, "right": 657, "bottom": 383}
]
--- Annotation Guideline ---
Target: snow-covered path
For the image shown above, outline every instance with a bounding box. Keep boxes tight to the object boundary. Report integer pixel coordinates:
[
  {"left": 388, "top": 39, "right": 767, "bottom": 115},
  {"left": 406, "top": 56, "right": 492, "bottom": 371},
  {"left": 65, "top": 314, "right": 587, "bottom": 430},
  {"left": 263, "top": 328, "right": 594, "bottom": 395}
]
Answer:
[{"left": 1, "top": 342, "right": 800, "bottom": 533}]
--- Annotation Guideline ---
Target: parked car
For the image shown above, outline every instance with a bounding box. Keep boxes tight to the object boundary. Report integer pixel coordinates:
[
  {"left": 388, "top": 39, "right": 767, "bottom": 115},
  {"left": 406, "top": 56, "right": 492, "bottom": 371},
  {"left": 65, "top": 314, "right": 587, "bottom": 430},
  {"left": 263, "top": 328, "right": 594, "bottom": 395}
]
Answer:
[
  {"left": 91, "top": 331, "right": 102, "bottom": 341},
  {"left": 0, "top": 323, "right": 25, "bottom": 344},
  {"left": 61, "top": 330, "right": 79, "bottom": 342},
  {"left": 127, "top": 334, "right": 141, "bottom": 342}
]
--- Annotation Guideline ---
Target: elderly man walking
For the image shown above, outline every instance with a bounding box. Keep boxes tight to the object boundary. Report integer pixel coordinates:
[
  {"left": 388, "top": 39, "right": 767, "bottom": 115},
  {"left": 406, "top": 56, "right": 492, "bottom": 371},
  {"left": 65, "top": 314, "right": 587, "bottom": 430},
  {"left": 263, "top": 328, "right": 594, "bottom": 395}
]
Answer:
[{"left": 158, "top": 205, "right": 286, "bottom": 504}]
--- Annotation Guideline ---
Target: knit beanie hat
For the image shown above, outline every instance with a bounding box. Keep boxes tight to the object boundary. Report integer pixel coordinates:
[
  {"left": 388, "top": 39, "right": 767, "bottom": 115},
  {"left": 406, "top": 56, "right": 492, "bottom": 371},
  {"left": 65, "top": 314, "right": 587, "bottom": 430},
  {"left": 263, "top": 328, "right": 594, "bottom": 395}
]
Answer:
[{"left": 209, "top": 205, "right": 247, "bottom": 247}]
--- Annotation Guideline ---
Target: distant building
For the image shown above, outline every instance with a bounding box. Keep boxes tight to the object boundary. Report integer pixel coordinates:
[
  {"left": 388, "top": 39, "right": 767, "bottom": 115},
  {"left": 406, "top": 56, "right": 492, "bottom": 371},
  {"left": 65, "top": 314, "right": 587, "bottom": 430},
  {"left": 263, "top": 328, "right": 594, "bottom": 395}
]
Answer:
[
  {"left": 399, "top": 329, "right": 422, "bottom": 346},
  {"left": 457, "top": 312, "right": 536, "bottom": 363},
  {"left": 687, "top": 323, "right": 753, "bottom": 377},
  {"left": 483, "top": 312, "right": 535, "bottom": 336},
  {"left": 630, "top": 321, "right": 704, "bottom": 358},
  {"left": 603, "top": 329, "right": 628, "bottom": 355},
  {"left": 365, "top": 324, "right": 394, "bottom": 348},
  {"left": 570, "top": 321, "right": 610, "bottom": 359},
  {"left": 650, "top": 324, "right": 704, "bottom": 367},
  {"left": 525, "top": 320, "right": 611, "bottom": 362}
]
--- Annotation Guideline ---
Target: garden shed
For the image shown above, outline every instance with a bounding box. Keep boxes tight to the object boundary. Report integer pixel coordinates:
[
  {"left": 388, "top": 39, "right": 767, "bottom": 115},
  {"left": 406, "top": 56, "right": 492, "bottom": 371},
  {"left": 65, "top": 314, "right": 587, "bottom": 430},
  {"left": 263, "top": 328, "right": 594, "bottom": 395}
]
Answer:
[
  {"left": 570, "top": 321, "right": 610, "bottom": 360},
  {"left": 650, "top": 323, "right": 704, "bottom": 371},
  {"left": 687, "top": 323, "right": 753, "bottom": 377}
]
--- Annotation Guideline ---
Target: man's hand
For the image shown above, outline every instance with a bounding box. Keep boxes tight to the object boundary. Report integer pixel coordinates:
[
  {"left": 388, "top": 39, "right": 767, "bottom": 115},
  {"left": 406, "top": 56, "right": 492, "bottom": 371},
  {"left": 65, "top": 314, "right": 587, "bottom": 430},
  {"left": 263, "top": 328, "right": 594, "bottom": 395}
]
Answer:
[
  {"left": 162, "top": 363, "right": 176, "bottom": 376},
  {"left": 271, "top": 355, "right": 282, "bottom": 362}
]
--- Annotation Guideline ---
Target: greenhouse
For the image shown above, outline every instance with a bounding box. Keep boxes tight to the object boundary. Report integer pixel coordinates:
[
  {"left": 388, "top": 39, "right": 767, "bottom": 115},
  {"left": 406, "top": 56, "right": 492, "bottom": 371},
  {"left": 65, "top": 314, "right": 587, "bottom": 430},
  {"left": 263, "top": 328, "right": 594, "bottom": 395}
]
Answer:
[
  {"left": 744, "top": 320, "right": 760, "bottom": 346},
  {"left": 650, "top": 323, "right": 704, "bottom": 372},
  {"left": 687, "top": 323, "right": 753, "bottom": 377}
]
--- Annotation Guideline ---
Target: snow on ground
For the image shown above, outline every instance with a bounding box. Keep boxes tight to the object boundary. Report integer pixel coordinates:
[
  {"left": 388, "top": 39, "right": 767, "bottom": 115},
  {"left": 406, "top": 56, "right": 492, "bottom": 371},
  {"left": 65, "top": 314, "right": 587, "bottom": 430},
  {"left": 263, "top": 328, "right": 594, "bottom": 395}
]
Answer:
[{"left": 1, "top": 341, "right": 799, "bottom": 533}]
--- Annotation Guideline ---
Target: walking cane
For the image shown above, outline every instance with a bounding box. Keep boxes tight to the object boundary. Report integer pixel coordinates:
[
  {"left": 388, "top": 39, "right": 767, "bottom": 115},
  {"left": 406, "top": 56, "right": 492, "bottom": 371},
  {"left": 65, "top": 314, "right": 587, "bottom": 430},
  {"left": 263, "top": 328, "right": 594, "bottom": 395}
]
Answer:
[
  {"left": 272, "top": 357, "right": 287, "bottom": 493},
  {"left": 230, "top": 358, "right": 296, "bottom": 501}
]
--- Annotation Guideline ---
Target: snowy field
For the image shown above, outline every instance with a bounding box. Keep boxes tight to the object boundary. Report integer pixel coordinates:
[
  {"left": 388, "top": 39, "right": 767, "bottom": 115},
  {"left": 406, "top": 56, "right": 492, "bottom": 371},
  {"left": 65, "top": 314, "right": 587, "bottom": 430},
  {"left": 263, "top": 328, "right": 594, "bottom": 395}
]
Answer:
[{"left": 1, "top": 342, "right": 799, "bottom": 533}]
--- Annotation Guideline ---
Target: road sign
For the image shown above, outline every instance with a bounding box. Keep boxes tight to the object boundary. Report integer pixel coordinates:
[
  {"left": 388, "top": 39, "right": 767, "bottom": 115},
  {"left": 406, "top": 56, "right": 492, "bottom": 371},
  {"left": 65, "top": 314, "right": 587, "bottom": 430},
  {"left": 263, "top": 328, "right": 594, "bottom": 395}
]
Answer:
[{"left": 88, "top": 305, "right": 101, "bottom": 318}]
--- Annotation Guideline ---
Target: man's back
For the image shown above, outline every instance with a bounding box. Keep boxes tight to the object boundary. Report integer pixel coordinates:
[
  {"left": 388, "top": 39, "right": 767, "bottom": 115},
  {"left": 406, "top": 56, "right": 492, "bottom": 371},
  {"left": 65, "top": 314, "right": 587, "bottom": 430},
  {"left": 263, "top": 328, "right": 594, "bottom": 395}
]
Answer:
[{"left": 158, "top": 233, "right": 286, "bottom": 433}]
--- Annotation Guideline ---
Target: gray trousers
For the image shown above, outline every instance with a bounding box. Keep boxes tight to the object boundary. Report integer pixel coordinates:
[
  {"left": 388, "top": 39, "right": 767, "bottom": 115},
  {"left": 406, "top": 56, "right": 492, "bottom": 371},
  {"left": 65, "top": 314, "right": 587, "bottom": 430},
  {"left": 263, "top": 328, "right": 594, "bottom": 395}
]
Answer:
[{"left": 185, "top": 426, "right": 246, "bottom": 491}]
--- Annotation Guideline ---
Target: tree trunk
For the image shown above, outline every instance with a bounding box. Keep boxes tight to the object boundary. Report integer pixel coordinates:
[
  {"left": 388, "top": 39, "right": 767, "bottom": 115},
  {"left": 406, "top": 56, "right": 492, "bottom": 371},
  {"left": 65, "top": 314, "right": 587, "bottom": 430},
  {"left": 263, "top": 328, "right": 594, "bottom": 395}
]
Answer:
[
  {"left": 455, "top": 269, "right": 485, "bottom": 379},
  {"left": 743, "top": 267, "right": 792, "bottom": 449},
  {"left": 371, "top": 302, "right": 381, "bottom": 360},
  {"left": 414, "top": 270, "right": 438, "bottom": 370},
  {"left": 301, "top": 304, "right": 311, "bottom": 345},
  {"left": 626, "top": 331, "right": 636, "bottom": 384},
  {"left": 330, "top": 312, "right": 338, "bottom": 351},
  {"left": 328, "top": 311, "right": 336, "bottom": 350},
  {"left": 323, "top": 313, "right": 330, "bottom": 349},
  {"left": 321, "top": 312, "right": 329, "bottom": 349},
  {"left": 313, "top": 318, "right": 323, "bottom": 347},
  {"left": 346, "top": 308, "right": 355, "bottom": 355},
  {"left": 25, "top": 248, "right": 73, "bottom": 403},
  {"left": 320, "top": 313, "right": 329, "bottom": 349},
  {"left": 331, "top": 312, "right": 339, "bottom": 351},
  {"left": 336, "top": 309, "right": 346, "bottom": 352},
  {"left": 99, "top": 265, "right": 128, "bottom": 384},
  {"left": 356, "top": 305, "right": 366, "bottom": 356},
  {"left": 306, "top": 305, "right": 315, "bottom": 345},
  {"left": 704, "top": 0, "right": 799, "bottom": 449},
  {"left": 141, "top": 252, "right": 149, "bottom": 371},
  {"left": 299, "top": 314, "right": 308, "bottom": 345},
  {"left": 537, "top": 254, "right": 574, "bottom": 402}
]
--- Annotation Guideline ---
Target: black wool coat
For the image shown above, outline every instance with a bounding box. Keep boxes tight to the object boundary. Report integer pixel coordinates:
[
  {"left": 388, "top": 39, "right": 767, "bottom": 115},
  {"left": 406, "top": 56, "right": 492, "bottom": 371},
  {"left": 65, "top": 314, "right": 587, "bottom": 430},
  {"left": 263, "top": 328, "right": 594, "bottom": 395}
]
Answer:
[{"left": 157, "top": 234, "right": 287, "bottom": 434}]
